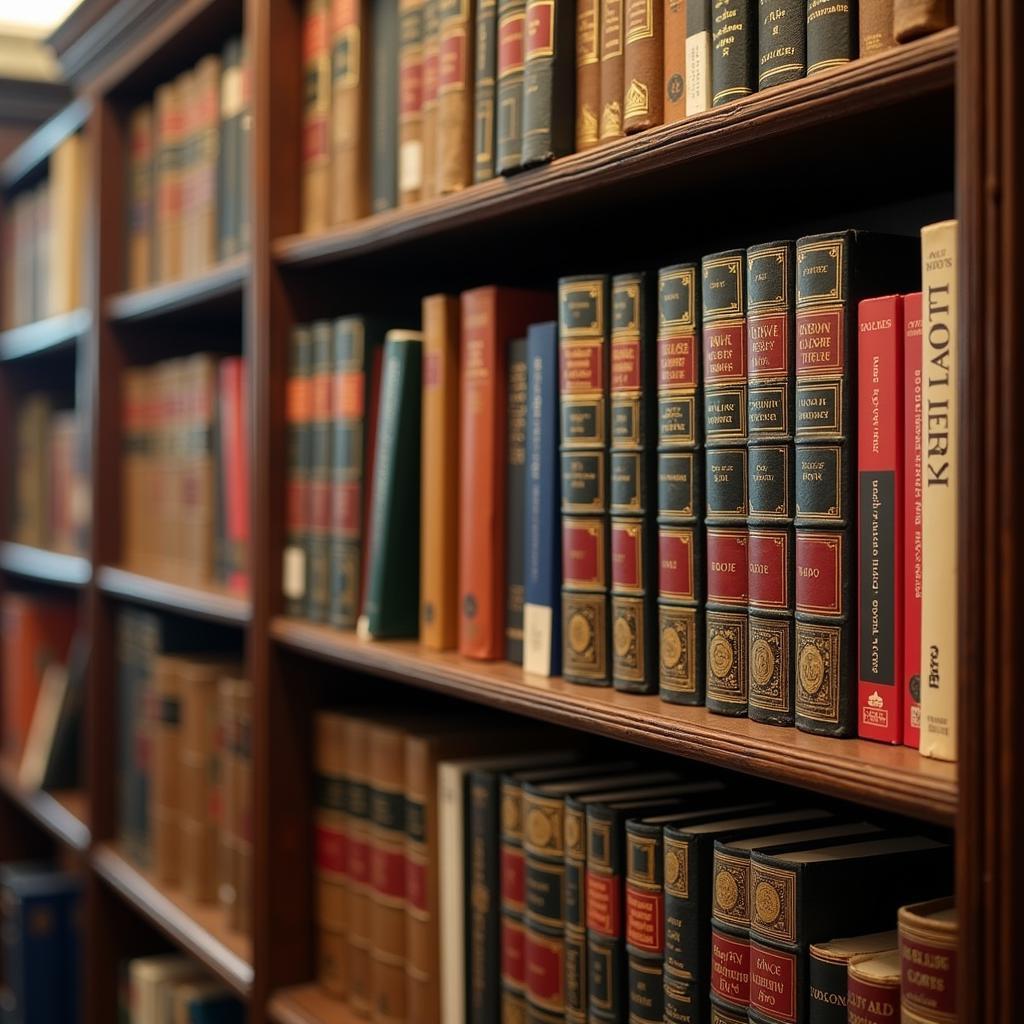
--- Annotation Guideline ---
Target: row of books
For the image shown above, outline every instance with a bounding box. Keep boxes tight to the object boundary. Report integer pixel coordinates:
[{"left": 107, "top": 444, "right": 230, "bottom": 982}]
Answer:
[
  {"left": 116, "top": 608, "right": 252, "bottom": 936},
  {"left": 121, "top": 353, "right": 250, "bottom": 594},
  {"left": 122, "top": 954, "right": 244, "bottom": 1023},
  {"left": 13, "top": 394, "right": 89, "bottom": 557},
  {"left": 300, "top": 0, "right": 953, "bottom": 228},
  {"left": 0, "top": 863, "right": 81, "bottom": 1024},
  {"left": 311, "top": 714, "right": 956, "bottom": 1024},
  {"left": 1, "top": 132, "right": 86, "bottom": 329},
  {"left": 126, "top": 35, "right": 249, "bottom": 291}
]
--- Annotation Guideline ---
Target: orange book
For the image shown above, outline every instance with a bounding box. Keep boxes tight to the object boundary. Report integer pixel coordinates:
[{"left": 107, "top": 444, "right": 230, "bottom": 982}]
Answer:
[{"left": 457, "top": 287, "right": 555, "bottom": 659}]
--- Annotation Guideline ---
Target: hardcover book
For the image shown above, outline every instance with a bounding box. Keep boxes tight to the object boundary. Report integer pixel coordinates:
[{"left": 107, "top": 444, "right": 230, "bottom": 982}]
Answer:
[
  {"left": 575, "top": 0, "right": 601, "bottom": 148},
  {"left": 473, "top": 0, "right": 498, "bottom": 181},
  {"left": 600, "top": 0, "right": 626, "bottom": 141},
  {"left": 422, "top": 0, "right": 442, "bottom": 198},
  {"left": 219, "top": 37, "right": 245, "bottom": 260},
  {"left": 757, "top": 0, "right": 805, "bottom": 89},
  {"left": 496, "top": 0, "right": 528, "bottom": 172},
  {"left": 894, "top": 0, "right": 952, "bottom": 42},
  {"left": 807, "top": 930, "right": 897, "bottom": 1024},
  {"left": 859, "top": 0, "right": 895, "bottom": 55},
  {"left": 437, "top": 0, "right": 476, "bottom": 192},
  {"left": 902, "top": 292, "right": 923, "bottom": 747},
  {"left": 307, "top": 321, "right": 334, "bottom": 622},
  {"left": 712, "top": 0, "right": 756, "bottom": 106},
  {"left": 372, "top": 0, "right": 400, "bottom": 210},
  {"left": 284, "top": 325, "right": 313, "bottom": 616},
  {"left": 806, "top": 0, "right": 855, "bottom": 75},
  {"left": 663, "top": 0, "right": 687, "bottom": 123},
  {"left": 331, "top": 0, "right": 371, "bottom": 223},
  {"left": 897, "top": 897, "right": 956, "bottom": 1024},
  {"left": 128, "top": 105, "right": 155, "bottom": 289},
  {"left": 623, "top": 0, "right": 664, "bottom": 132},
  {"left": 399, "top": 0, "right": 427, "bottom": 204},
  {"left": 846, "top": 950, "right": 900, "bottom": 1024},
  {"left": 152, "top": 656, "right": 184, "bottom": 886},
  {"left": 506, "top": 337, "right": 529, "bottom": 663},
  {"left": 521, "top": 0, "right": 576, "bottom": 166},
  {"left": 685, "top": 0, "right": 711, "bottom": 113},
  {"left": 303, "top": 0, "right": 332, "bottom": 232}
]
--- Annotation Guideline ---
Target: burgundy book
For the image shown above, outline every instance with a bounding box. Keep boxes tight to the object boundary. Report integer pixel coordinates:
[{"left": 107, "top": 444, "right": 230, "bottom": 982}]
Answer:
[{"left": 902, "top": 292, "right": 923, "bottom": 748}]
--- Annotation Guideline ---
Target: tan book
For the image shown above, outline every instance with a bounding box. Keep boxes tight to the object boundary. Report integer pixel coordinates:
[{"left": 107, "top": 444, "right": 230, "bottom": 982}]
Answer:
[
  {"left": 128, "top": 955, "right": 206, "bottom": 1024},
  {"left": 894, "top": 0, "right": 952, "bottom": 42},
  {"left": 437, "top": 0, "right": 476, "bottom": 192},
  {"left": 14, "top": 394, "right": 52, "bottom": 549},
  {"left": 330, "top": 0, "right": 372, "bottom": 223},
  {"left": 33, "top": 180, "right": 51, "bottom": 320},
  {"left": 193, "top": 54, "right": 222, "bottom": 273},
  {"left": 344, "top": 714, "right": 375, "bottom": 1015},
  {"left": 576, "top": 0, "right": 601, "bottom": 149},
  {"left": 48, "top": 132, "right": 85, "bottom": 314},
  {"left": 303, "top": 0, "right": 333, "bottom": 232},
  {"left": 420, "top": 0, "right": 441, "bottom": 199},
  {"left": 180, "top": 69, "right": 198, "bottom": 279},
  {"left": 860, "top": 0, "right": 895, "bottom": 56},
  {"left": 217, "top": 677, "right": 240, "bottom": 922},
  {"left": 235, "top": 679, "right": 254, "bottom": 933},
  {"left": 156, "top": 75, "right": 187, "bottom": 283},
  {"left": 897, "top": 897, "right": 956, "bottom": 1023},
  {"left": 152, "top": 655, "right": 186, "bottom": 886},
  {"left": 128, "top": 105, "right": 155, "bottom": 289},
  {"left": 663, "top": 0, "right": 686, "bottom": 122},
  {"left": 599, "top": 0, "right": 625, "bottom": 141}
]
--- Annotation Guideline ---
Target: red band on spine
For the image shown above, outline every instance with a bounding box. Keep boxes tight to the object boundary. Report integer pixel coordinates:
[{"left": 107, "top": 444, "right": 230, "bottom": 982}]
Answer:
[
  {"left": 625, "top": 885, "right": 663, "bottom": 953},
  {"left": 657, "top": 334, "right": 698, "bottom": 389},
  {"left": 747, "top": 313, "right": 790, "bottom": 378},
  {"left": 371, "top": 844, "right": 405, "bottom": 899},
  {"left": 585, "top": 872, "right": 622, "bottom": 937},
  {"left": 900, "top": 932, "right": 957, "bottom": 1018},
  {"left": 795, "top": 532, "right": 843, "bottom": 615},
  {"left": 710, "top": 928, "right": 750, "bottom": 1006},
  {"left": 747, "top": 530, "right": 789, "bottom": 610},
  {"left": 749, "top": 939, "right": 797, "bottom": 1023},
  {"left": 315, "top": 824, "right": 348, "bottom": 875},
  {"left": 796, "top": 310, "right": 844, "bottom": 375},
  {"left": 707, "top": 530, "right": 748, "bottom": 605},
  {"left": 501, "top": 847, "right": 525, "bottom": 909},
  {"left": 703, "top": 324, "right": 746, "bottom": 383}
]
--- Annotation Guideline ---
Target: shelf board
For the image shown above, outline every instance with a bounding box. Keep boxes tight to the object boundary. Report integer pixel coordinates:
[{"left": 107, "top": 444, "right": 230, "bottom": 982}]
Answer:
[
  {"left": 273, "top": 30, "right": 957, "bottom": 270},
  {"left": 0, "top": 759, "right": 90, "bottom": 852},
  {"left": 0, "top": 308, "right": 91, "bottom": 362},
  {"left": 0, "top": 542, "right": 91, "bottom": 588},
  {"left": 272, "top": 618, "right": 958, "bottom": 825},
  {"left": 97, "top": 565, "right": 251, "bottom": 626},
  {"left": 92, "top": 842, "right": 253, "bottom": 997},
  {"left": 105, "top": 255, "right": 249, "bottom": 323},
  {"left": 1, "top": 97, "right": 91, "bottom": 192},
  {"left": 269, "top": 986, "right": 361, "bottom": 1024}
]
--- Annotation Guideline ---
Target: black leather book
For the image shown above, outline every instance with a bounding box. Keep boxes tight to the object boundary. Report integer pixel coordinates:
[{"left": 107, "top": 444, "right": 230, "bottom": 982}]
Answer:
[
  {"left": 745, "top": 241, "right": 796, "bottom": 727},
  {"left": 806, "top": 930, "right": 897, "bottom": 1024},
  {"left": 610, "top": 273, "right": 659, "bottom": 693},
  {"left": 496, "top": 0, "right": 527, "bottom": 172},
  {"left": 712, "top": 0, "right": 757, "bottom": 106},
  {"left": 506, "top": 337, "right": 529, "bottom": 663},
  {"left": 521, "top": 0, "right": 576, "bottom": 166},
  {"left": 656, "top": 263, "right": 705, "bottom": 706},
  {"left": 474, "top": 0, "right": 498, "bottom": 181},
  {"left": 757, "top": 0, "right": 805, "bottom": 90},
  {"left": 371, "top": 0, "right": 400, "bottom": 210},
  {"left": 805, "top": 0, "right": 855, "bottom": 75}
]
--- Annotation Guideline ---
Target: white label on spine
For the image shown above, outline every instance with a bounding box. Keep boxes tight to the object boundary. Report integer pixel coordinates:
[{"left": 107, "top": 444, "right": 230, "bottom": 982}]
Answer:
[
  {"left": 523, "top": 602, "right": 554, "bottom": 675},
  {"left": 685, "top": 31, "right": 710, "bottom": 115},
  {"left": 282, "top": 545, "right": 306, "bottom": 600}
]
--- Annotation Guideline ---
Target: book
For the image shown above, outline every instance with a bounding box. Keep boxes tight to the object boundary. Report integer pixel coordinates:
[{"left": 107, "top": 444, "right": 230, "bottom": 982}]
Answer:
[
  {"left": 523, "top": 321, "right": 564, "bottom": 676},
  {"left": 807, "top": 930, "right": 897, "bottom": 1024},
  {"left": 857, "top": 295, "right": 904, "bottom": 743},
  {"left": 894, "top": 0, "right": 952, "bottom": 42},
  {"left": 218, "top": 357, "right": 250, "bottom": 595},
  {"left": 219, "top": 37, "right": 245, "bottom": 259},
  {"left": 458, "top": 287, "right": 555, "bottom": 659},
  {"left": 575, "top": 0, "right": 601, "bottom": 149},
  {"left": 712, "top": 0, "right": 756, "bottom": 105},
  {"left": 129, "top": 955, "right": 206, "bottom": 1023},
  {"left": 360, "top": 330, "right": 423, "bottom": 638},
  {"left": 746, "top": 241, "right": 796, "bottom": 727},
  {"left": 506, "top": 337, "right": 529, "bottom": 664},
  {"left": 703, "top": 248, "right": 749, "bottom": 716},
  {"left": 623, "top": 0, "right": 664, "bottom": 132},
  {"left": 663, "top": 0, "right": 686, "bottom": 123},
  {"left": 399, "top": 0, "right": 426, "bottom": 204},
  {"left": 372, "top": 0, "right": 400, "bottom": 210},
  {"left": 757, "top": 0, "right": 805, "bottom": 89},
  {"left": 190, "top": 54, "right": 223, "bottom": 275},
  {"left": 918, "top": 220, "right": 958, "bottom": 761},
  {"left": 859, "top": 0, "right": 895, "bottom": 56},
  {"left": 897, "top": 897, "right": 956, "bottom": 1024},
  {"left": 330, "top": 0, "right": 371, "bottom": 223},
  {"left": 48, "top": 131, "right": 85, "bottom": 313},
  {"left": 559, "top": 275, "right": 612, "bottom": 684},
  {"left": 521, "top": 0, "right": 576, "bottom": 166},
  {"left": 806, "top": 0, "right": 855, "bottom": 75},
  {"left": 422, "top": 0, "right": 442, "bottom": 198},
  {"left": 344, "top": 714, "right": 376, "bottom": 1015},
  {"left": 846, "top": 949, "right": 900, "bottom": 1024},
  {"left": 154, "top": 78, "right": 185, "bottom": 282},
  {"left": 128, "top": 105, "right": 155, "bottom": 289},
  {"left": 217, "top": 679, "right": 238, "bottom": 924},
  {"left": 420, "top": 296, "right": 462, "bottom": 649},
  {"left": 473, "top": 0, "right": 498, "bottom": 181},
  {"left": 14, "top": 393, "right": 52, "bottom": 550},
  {"left": 285, "top": 326, "right": 313, "bottom": 616},
  {"left": 599, "top": 0, "right": 625, "bottom": 141},
  {"left": 307, "top": 321, "right": 333, "bottom": 621},
  {"left": 902, "top": 292, "right": 923, "bottom": 747},
  {"left": 437, "top": 0, "right": 476, "bottom": 192},
  {"left": 496, "top": 0, "right": 528, "bottom": 172},
  {"left": 152, "top": 656, "right": 185, "bottom": 886}
]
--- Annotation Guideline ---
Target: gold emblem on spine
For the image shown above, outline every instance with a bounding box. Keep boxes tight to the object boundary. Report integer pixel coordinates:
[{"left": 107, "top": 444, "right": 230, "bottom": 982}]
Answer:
[
  {"left": 565, "top": 812, "right": 582, "bottom": 852},
  {"left": 614, "top": 615, "right": 633, "bottom": 658},
  {"left": 665, "top": 849, "right": 681, "bottom": 886},
  {"left": 661, "top": 626, "right": 682, "bottom": 667},
  {"left": 600, "top": 101, "right": 622, "bottom": 139},
  {"left": 709, "top": 634, "right": 734, "bottom": 679},
  {"left": 526, "top": 807, "right": 553, "bottom": 848},
  {"left": 798, "top": 643, "right": 825, "bottom": 696},
  {"left": 714, "top": 869, "right": 739, "bottom": 912},
  {"left": 569, "top": 611, "right": 593, "bottom": 654},
  {"left": 624, "top": 78, "right": 649, "bottom": 119},
  {"left": 754, "top": 881, "right": 782, "bottom": 927},
  {"left": 751, "top": 638, "right": 775, "bottom": 687}
]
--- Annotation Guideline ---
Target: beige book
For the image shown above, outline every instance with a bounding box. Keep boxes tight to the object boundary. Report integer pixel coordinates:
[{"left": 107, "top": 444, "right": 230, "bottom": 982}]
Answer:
[
  {"left": 194, "top": 54, "right": 222, "bottom": 273},
  {"left": 331, "top": 0, "right": 372, "bottom": 223},
  {"left": 48, "top": 132, "right": 85, "bottom": 315},
  {"left": 18, "top": 661, "right": 69, "bottom": 791},
  {"left": 128, "top": 104, "right": 155, "bottom": 290},
  {"left": 128, "top": 954, "right": 205, "bottom": 1024},
  {"left": 152, "top": 655, "right": 185, "bottom": 885}
]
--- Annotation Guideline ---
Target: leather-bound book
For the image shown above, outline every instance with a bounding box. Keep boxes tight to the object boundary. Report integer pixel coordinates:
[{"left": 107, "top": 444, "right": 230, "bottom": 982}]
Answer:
[
  {"left": 846, "top": 950, "right": 901, "bottom": 1024},
  {"left": 152, "top": 656, "right": 184, "bottom": 886},
  {"left": 748, "top": 837, "right": 951, "bottom": 1024},
  {"left": 303, "top": 0, "right": 332, "bottom": 232},
  {"left": 559, "top": 276, "right": 612, "bottom": 685},
  {"left": 345, "top": 716, "right": 376, "bottom": 1015},
  {"left": 757, "top": 0, "right": 805, "bottom": 90},
  {"left": 807, "top": 930, "right": 897, "bottom": 1024},
  {"left": 218, "top": 37, "right": 244, "bottom": 260},
  {"left": 859, "top": 0, "right": 895, "bottom": 56},
  {"left": 218, "top": 356, "right": 250, "bottom": 594},
  {"left": 473, "top": 0, "right": 498, "bottom": 181},
  {"left": 897, "top": 897, "right": 956, "bottom": 1024},
  {"left": 218, "top": 678, "right": 242, "bottom": 929},
  {"left": 806, "top": 0, "right": 855, "bottom": 75},
  {"left": 399, "top": 0, "right": 426, "bottom": 205},
  {"left": 458, "top": 287, "right": 555, "bottom": 659},
  {"left": 894, "top": 0, "right": 952, "bottom": 42},
  {"left": 235, "top": 680, "right": 254, "bottom": 934},
  {"left": 609, "top": 274, "right": 659, "bottom": 693},
  {"left": 306, "top": 321, "right": 334, "bottom": 622},
  {"left": 496, "top": 0, "right": 527, "bottom": 173},
  {"left": 712, "top": 0, "right": 756, "bottom": 106},
  {"left": 575, "top": 0, "right": 601, "bottom": 149},
  {"left": 745, "top": 241, "right": 796, "bottom": 727},
  {"left": 284, "top": 325, "right": 313, "bottom": 618},
  {"left": 421, "top": 0, "right": 441, "bottom": 199},
  {"left": 420, "top": 296, "right": 461, "bottom": 650},
  {"left": 521, "top": 0, "right": 576, "bottom": 166},
  {"left": 372, "top": 0, "right": 400, "bottom": 210},
  {"left": 685, "top": 0, "right": 711, "bottom": 113},
  {"left": 702, "top": 249, "right": 749, "bottom": 716},
  {"left": 656, "top": 263, "right": 705, "bottom": 705},
  {"left": 154, "top": 78, "right": 184, "bottom": 283},
  {"left": 192, "top": 55, "right": 221, "bottom": 274},
  {"left": 506, "top": 337, "right": 529, "bottom": 663},
  {"left": 361, "top": 330, "right": 424, "bottom": 638},
  {"left": 663, "top": 0, "right": 686, "bottom": 124},
  {"left": 331, "top": 0, "right": 371, "bottom": 223},
  {"left": 623, "top": 0, "right": 664, "bottom": 132},
  {"left": 599, "top": 0, "right": 625, "bottom": 141},
  {"left": 437, "top": 0, "right": 476, "bottom": 192},
  {"left": 128, "top": 105, "right": 155, "bottom": 289}
]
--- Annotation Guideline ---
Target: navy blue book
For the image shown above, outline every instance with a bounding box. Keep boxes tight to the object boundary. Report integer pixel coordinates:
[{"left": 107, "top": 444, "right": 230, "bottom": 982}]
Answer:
[
  {"left": 523, "top": 321, "right": 563, "bottom": 676},
  {"left": 188, "top": 994, "right": 245, "bottom": 1022}
]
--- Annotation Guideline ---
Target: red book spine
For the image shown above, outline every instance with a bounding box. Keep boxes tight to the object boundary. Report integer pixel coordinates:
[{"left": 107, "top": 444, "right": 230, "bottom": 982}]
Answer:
[
  {"left": 219, "top": 357, "right": 249, "bottom": 594},
  {"left": 856, "top": 295, "right": 904, "bottom": 743},
  {"left": 902, "top": 292, "right": 923, "bottom": 747}
]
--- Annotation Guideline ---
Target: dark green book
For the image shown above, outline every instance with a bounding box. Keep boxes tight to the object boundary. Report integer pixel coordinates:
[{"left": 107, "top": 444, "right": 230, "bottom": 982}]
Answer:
[
  {"left": 711, "top": 0, "right": 756, "bottom": 107},
  {"left": 520, "top": 0, "right": 576, "bottom": 167},
  {"left": 474, "top": 0, "right": 498, "bottom": 181},
  {"left": 506, "top": 336, "right": 528, "bottom": 663},
  {"left": 372, "top": 0, "right": 400, "bottom": 211},
  {"left": 806, "top": 0, "right": 855, "bottom": 75},
  {"left": 495, "top": 0, "right": 526, "bottom": 173},
  {"left": 284, "top": 325, "right": 313, "bottom": 618},
  {"left": 360, "top": 330, "right": 424, "bottom": 636},
  {"left": 757, "top": 0, "right": 805, "bottom": 90}
]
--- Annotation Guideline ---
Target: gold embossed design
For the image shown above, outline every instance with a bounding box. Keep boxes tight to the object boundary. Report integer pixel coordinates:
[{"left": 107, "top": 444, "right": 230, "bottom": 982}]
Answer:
[
  {"left": 523, "top": 795, "right": 563, "bottom": 856},
  {"left": 563, "top": 592, "right": 606, "bottom": 681},
  {"left": 796, "top": 239, "right": 844, "bottom": 306},
  {"left": 749, "top": 616, "right": 790, "bottom": 714},
  {"left": 712, "top": 852, "right": 749, "bottom": 926},
  {"left": 658, "top": 267, "right": 697, "bottom": 330},
  {"left": 750, "top": 864, "right": 796, "bottom": 944},
  {"left": 795, "top": 445, "right": 842, "bottom": 520},
  {"left": 624, "top": 78, "right": 649, "bottom": 119},
  {"left": 707, "top": 612, "right": 748, "bottom": 704},
  {"left": 659, "top": 606, "right": 697, "bottom": 696},
  {"left": 565, "top": 808, "right": 584, "bottom": 856},
  {"left": 795, "top": 622, "right": 842, "bottom": 724},
  {"left": 664, "top": 837, "right": 688, "bottom": 898},
  {"left": 628, "top": 834, "right": 658, "bottom": 885},
  {"left": 612, "top": 597, "right": 644, "bottom": 682},
  {"left": 501, "top": 786, "right": 522, "bottom": 839},
  {"left": 746, "top": 246, "right": 789, "bottom": 312}
]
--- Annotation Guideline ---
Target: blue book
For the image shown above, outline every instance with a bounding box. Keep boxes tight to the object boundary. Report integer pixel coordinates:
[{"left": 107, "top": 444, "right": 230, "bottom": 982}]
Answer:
[
  {"left": 522, "top": 321, "right": 563, "bottom": 676},
  {"left": 187, "top": 992, "right": 245, "bottom": 1023}
]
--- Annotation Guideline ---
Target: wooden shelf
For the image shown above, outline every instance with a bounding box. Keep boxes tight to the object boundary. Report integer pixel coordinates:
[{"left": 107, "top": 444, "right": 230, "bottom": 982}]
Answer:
[
  {"left": 1, "top": 97, "right": 90, "bottom": 192},
  {"left": 272, "top": 618, "right": 957, "bottom": 826},
  {"left": 92, "top": 842, "right": 253, "bottom": 997},
  {"left": 269, "top": 986, "right": 360, "bottom": 1024},
  {"left": 96, "top": 565, "right": 251, "bottom": 625},
  {"left": 105, "top": 255, "right": 249, "bottom": 323},
  {"left": 0, "top": 542, "right": 91, "bottom": 587},
  {"left": 0, "top": 308, "right": 91, "bottom": 361},
  {"left": 0, "top": 759, "right": 90, "bottom": 852},
  {"left": 273, "top": 30, "right": 956, "bottom": 270}
]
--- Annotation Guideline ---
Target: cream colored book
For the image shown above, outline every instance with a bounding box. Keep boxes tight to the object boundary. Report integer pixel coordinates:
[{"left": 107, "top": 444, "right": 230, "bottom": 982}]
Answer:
[
  {"left": 48, "top": 132, "right": 85, "bottom": 315},
  {"left": 919, "top": 219, "right": 958, "bottom": 761}
]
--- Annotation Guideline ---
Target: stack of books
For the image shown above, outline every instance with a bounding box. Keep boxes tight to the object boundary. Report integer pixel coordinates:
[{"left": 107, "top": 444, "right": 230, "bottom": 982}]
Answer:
[{"left": 122, "top": 954, "right": 244, "bottom": 1023}]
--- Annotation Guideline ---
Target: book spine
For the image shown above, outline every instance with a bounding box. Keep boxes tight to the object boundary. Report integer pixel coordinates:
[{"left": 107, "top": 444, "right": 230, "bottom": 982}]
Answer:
[
  {"left": 902, "top": 292, "right": 923, "bottom": 748},
  {"left": 585, "top": 804, "right": 626, "bottom": 1022},
  {"left": 331, "top": 0, "right": 370, "bottom": 223},
  {"left": 437, "top": 0, "right": 476, "bottom": 193},
  {"left": 345, "top": 719, "right": 374, "bottom": 1015},
  {"left": 284, "top": 327, "right": 313, "bottom": 616},
  {"left": 474, "top": 0, "right": 498, "bottom": 181},
  {"left": 521, "top": 0, "right": 576, "bottom": 166},
  {"left": 807, "top": 949, "right": 850, "bottom": 1024},
  {"left": 575, "top": 0, "right": 601, "bottom": 149},
  {"left": 372, "top": 0, "right": 400, "bottom": 210},
  {"left": 399, "top": 0, "right": 426, "bottom": 205},
  {"left": 218, "top": 39, "right": 243, "bottom": 260},
  {"left": 524, "top": 322, "right": 564, "bottom": 677},
  {"left": 663, "top": 0, "right": 686, "bottom": 123},
  {"left": 564, "top": 799, "right": 587, "bottom": 1024},
  {"left": 152, "top": 660, "right": 182, "bottom": 885},
  {"left": 422, "top": 0, "right": 441, "bottom": 199},
  {"left": 499, "top": 778, "right": 530, "bottom": 1020},
  {"left": 657, "top": 263, "right": 705, "bottom": 706},
  {"left": 238, "top": 37, "right": 252, "bottom": 250},
  {"left": 420, "top": 296, "right": 461, "bottom": 650},
  {"left": 703, "top": 249, "right": 749, "bottom": 716},
  {"left": 599, "top": 0, "right": 625, "bottom": 141},
  {"left": 506, "top": 338, "right": 529, "bottom": 663},
  {"left": 897, "top": 904, "right": 957, "bottom": 1023},
  {"left": 919, "top": 220, "right": 958, "bottom": 761},
  {"left": 806, "top": 0, "right": 855, "bottom": 75},
  {"left": 468, "top": 772, "right": 501, "bottom": 1024},
  {"left": 859, "top": 0, "right": 895, "bottom": 56},
  {"left": 856, "top": 296, "right": 904, "bottom": 743},
  {"left": 623, "top": 0, "right": 664, "bottom": 132},
  {"left": 303, "top": 0, "right": 332, "bottom": 232},
  {"left": 746, "top": 241, "right": 796, "bottom": 727},
  {"left": 711, "top": 0, "right": 756, "bottom": 106},
  {"left": 625, "top": 821, "right": 666, "bottom": 1023},
  {"left": 559, "top": 276, "right": 611, "bottom": 685},
  {"left": 610, "top": 273, "right": 659, "bottom": 693},
  {"left": 894, "top": 0, "right": 951, "bottom": 43},
  {"left": 794, "top": 232, "right": 856, "bottom": 738},
  {"left": 846, "top": 964, "right": 899, "bottom": 1024},
  {"left": 496, "top": 0, "right": 527, "bottom": 173},
  {"left": 709, "top": 846, "right": 753, "bottom": 1016},
  {"left": 306, "top": 322, "right": 334, "bottom": 622},
  {"left": 757, "top": 0, "right": 805, "bottom": 90},
  {"left": 128, "top": 105, "right": 154, "bottom": 289}
]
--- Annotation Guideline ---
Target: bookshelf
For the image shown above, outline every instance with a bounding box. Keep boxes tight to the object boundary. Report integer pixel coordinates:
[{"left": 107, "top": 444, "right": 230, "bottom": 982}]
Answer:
[{"left": 0, "top": 0, "right": 1016, "bottom": 1021}]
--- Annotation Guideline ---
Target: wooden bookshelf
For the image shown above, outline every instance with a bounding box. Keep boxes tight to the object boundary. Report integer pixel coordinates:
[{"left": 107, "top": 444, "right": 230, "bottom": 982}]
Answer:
[
  {"left": 268, "top": 985, "right": 359, "bottom": 1024},
  {"left": 0, "top": 542, "right": 91, "bottom": 587},
  {"left": 0, "top": 308, "right": 91, "bottom": 361},
  {"left": 0, "top": 758, "right": 89, "bottom": 853},
  {"left": 0, "top": 96, "right": 91, "bottom": 191},
  {"left": 96, "top": 565, "right": 251, "bottom": 626}
]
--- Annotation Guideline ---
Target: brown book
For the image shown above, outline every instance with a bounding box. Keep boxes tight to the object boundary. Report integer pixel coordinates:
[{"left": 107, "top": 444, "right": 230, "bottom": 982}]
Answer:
[
  {"left": 217, "top": 677, "right": 239, "bottom": 924},
  {"left": 663, "top": 0, "right": 686, "bottom": 123},
  {"left": 128, "top": 104, "right": 155, "bottom": 289},
  {"left": 178, "top": 353, "right": 219, "bottom": 586},
  {"left": 192, "top": 54, "right": 222, "bottom": 273},
  {"left": 599, "top": 0, "right": 625, "bottom": 142},
  {"left": 894, "top": 0, "right": 951, "bottom": 42},
  {"left": 154, "top": 79, "right": 185, "bottom": 283},
  {"left": 152, "top": 655, "right": 185, "bottom": 886},
  {"left": 576, "top": 0, "right": 601, "bottom": 148},
  {"left": 303, "top": 0, "right": 333, "bottom": 232},
  {"left": 14, "top": 394, "right": 52, "bottom": 550},
  {"left": 345, "top": 714, "right": 376, "bottom": 1015},
  {"left": 48, "top": 132, "right": 85, "bottom": 314},
  {"left": 623, "top": 0, "right": 664, "bottom": 132},
  {"left": 331, "top": 0, "right": 372, "bottom": 223},
  {"left": 437, "top": 0, "right": 476, "bottom": 192},
  {"left": 860, "top": 0, "right": 895, "bottom": 55},
  {"left": 235, "top": 679, "right": 254, "bottom": 933},
  {"left": 399, "top": 0, "right": 426, "bottom": 205},
  {"left": 421, "top": 0, "right": 442, "bottom": 199}
]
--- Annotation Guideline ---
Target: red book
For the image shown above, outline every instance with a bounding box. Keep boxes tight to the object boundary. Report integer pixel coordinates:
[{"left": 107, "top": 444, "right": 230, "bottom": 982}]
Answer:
[
  {"left": 902, "top": 292, "right": 923, "bottom": 747},
  {"left": 457, "top": 287, "right": 555, "bottom": 659},
  {"left": 857, "top": 295, "right": 904, "bottom": 743},
  {"left": 218, "top": 357, "right": 250, "bottom": 595}
]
